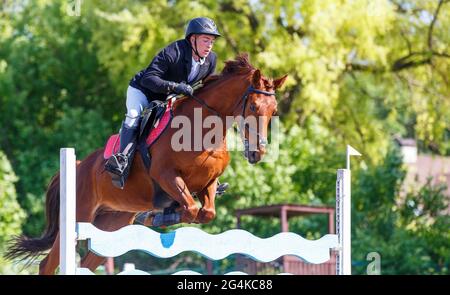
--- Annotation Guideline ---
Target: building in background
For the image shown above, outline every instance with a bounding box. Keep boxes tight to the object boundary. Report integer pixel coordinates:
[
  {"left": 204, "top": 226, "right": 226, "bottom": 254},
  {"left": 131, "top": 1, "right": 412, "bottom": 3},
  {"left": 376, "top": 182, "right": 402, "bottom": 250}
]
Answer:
[{"left": 395, "top": 137, "right": 450, "bottom": 213}]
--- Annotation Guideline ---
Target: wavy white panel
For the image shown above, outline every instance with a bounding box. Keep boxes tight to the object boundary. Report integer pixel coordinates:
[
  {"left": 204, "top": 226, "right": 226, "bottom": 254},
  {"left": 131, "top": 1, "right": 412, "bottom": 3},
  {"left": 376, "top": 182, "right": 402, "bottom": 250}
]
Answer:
[
  {"left": 117, "top": 269, "right": 152, "bottom": 275},
  {"left": 76, "top": 268, "right": 96, "bottom": 275},
  {"left": 77, "top": 223, "right": 338, "bottom": 264},
  {"left": 76, "top": 268, "right": 290, "bottom": 275}
]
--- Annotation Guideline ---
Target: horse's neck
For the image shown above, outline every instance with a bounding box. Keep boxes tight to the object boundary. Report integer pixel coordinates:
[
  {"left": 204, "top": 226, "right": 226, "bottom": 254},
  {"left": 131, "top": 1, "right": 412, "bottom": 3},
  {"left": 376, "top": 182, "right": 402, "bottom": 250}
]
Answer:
[
  {"left": 202, "top": 75, "right": 250, "bottom": 117},
  {"left": 187, "top": 75, "right": 249, "bottom": 153}
]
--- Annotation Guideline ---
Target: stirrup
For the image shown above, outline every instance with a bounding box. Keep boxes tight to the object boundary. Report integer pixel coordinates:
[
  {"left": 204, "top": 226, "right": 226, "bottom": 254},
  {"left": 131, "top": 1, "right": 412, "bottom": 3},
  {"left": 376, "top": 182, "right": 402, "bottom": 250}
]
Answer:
[{"left": 105, "top": 153, "right": 131, "bottom": 189}]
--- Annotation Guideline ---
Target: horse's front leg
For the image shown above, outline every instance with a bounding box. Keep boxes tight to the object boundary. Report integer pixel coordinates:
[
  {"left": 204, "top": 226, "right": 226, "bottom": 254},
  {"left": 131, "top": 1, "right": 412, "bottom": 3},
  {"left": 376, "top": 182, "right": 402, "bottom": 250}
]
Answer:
[
  {"left": 153, "top": 171, "right": 199, "bottom": 224},
  {"left": 194, "top": 179, "right": 218, "bottom": 224}
]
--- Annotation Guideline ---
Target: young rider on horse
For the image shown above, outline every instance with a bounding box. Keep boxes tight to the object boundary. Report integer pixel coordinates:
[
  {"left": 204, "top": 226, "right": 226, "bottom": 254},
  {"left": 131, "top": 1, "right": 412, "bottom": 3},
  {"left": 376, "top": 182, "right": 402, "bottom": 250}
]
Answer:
[{"left": 105, "top": 17, "right": 228, "bottom": 194}]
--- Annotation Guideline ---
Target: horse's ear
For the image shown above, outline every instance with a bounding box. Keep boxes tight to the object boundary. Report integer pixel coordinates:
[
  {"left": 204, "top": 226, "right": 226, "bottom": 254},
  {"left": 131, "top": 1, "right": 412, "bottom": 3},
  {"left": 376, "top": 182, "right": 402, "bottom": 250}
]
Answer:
[
  {"left": 273, "top": 75, "right": 288, "bottom": 90},
  {"left": 252, "top": 69, "right": 262, "bottom": 88}
]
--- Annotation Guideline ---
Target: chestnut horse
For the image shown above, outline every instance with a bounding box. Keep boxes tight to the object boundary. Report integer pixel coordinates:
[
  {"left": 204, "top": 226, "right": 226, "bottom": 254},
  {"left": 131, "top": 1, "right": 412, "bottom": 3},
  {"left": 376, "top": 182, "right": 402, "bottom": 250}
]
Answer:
[{"left": 6, "top": 54, "right": 287, "bottom": 274}]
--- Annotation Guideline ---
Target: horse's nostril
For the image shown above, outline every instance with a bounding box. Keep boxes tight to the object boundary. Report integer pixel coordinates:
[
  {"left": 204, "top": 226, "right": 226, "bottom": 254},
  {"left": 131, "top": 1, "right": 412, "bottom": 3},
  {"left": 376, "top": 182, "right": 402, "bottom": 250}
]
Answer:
[{"left": 247, "top": 151, "right": 261, "bottom": 164}]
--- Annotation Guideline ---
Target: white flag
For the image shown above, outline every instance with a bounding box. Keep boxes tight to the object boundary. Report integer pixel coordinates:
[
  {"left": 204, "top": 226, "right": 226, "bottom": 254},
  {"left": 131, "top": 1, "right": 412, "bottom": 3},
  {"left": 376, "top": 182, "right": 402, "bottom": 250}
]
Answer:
[
  {"left": 347, "top": 145, "right": 361, "bottom": 156},
  {"left": 346, "top": 145, "right": 361, "bottom": 169}
]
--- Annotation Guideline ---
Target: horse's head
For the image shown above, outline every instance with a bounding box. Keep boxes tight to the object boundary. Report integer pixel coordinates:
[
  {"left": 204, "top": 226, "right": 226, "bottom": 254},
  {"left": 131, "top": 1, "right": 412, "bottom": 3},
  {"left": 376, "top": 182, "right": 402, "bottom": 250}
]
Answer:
[{"left": 240, "top": 69, "right": 287, "bottom": 164}]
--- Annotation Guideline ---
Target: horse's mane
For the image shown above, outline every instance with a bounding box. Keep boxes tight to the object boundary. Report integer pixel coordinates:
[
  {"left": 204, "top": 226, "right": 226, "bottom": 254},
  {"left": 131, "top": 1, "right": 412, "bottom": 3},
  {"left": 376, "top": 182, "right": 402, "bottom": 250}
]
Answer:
[
  {"left": 174, "top": 54, "right": 256, "bottom": 108},
  {"left": 202, "top": 53, "right": 255, "bottom": 87},
  {"left": 221, "top": 53, "right": 255, "bottom": 76}
]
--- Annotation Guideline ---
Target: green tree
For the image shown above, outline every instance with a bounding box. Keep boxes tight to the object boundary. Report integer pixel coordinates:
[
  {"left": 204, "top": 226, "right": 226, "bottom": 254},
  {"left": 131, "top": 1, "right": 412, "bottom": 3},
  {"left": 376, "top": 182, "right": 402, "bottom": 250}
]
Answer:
[
  {"left": 0, "top": 1, "right": 116, "bottom": 235},
  {"left": 353, "top": 145, "right": 449, "bottom": 274},
  {"left": 0, "top": 150, "right": 26, "bottom": 274}
]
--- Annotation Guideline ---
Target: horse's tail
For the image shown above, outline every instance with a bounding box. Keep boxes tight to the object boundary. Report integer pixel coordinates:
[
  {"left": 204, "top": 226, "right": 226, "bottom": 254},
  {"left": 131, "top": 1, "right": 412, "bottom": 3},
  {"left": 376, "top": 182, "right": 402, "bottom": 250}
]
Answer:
[{"left": 5, "top": 173, "right": 61, "bottom": 264}]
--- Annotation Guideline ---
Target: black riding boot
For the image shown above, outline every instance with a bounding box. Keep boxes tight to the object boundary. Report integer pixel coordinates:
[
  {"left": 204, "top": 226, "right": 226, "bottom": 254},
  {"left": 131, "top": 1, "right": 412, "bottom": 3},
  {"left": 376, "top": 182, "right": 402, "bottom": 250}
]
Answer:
[{"left": 105, "top": 122, "right": 139, "bottom": 189}]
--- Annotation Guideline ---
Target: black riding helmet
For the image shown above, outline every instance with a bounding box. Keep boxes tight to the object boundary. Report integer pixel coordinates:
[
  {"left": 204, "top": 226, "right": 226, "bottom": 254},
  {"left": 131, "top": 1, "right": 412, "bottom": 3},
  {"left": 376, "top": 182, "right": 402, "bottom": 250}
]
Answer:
[
  {"left": 185, "top": 17, "right": 220, "bottom": 60},
  {"left": 185, "top": 17, "right": 221, "bottom": 39}
]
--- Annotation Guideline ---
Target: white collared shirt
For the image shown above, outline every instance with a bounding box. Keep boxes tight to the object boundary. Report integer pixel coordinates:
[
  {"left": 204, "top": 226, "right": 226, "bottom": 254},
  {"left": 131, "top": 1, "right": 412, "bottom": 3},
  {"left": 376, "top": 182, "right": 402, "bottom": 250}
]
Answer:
[{"left": 188, "top": 56, "right": 205, "bottom": 83}]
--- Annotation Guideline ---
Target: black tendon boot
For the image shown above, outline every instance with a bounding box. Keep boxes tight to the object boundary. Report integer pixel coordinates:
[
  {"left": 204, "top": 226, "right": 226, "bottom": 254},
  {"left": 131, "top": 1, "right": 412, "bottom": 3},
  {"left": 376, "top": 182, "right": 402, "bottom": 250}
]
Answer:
[
  {"left": 105, "top": 122, "right": 139, "bottom": 189},
  {"left": 216, "top": 180, "right": 229, "bottom": 196}
]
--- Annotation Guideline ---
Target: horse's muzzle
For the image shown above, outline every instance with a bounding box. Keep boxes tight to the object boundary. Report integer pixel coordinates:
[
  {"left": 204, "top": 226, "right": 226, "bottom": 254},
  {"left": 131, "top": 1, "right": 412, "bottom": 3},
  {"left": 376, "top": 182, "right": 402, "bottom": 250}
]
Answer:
[
  {"left": 247, "top": 151, "right": 261, "bottom": 164},
  {"left": 243, "top": 138, "right": 265, "bottom": 164}
]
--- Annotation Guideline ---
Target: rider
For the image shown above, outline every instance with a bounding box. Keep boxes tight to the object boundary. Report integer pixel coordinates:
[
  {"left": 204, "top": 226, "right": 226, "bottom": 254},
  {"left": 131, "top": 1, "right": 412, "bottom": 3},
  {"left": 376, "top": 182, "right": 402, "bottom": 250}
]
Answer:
[{"left": 105, "top": 17, "right": 229, "bottom": 194}]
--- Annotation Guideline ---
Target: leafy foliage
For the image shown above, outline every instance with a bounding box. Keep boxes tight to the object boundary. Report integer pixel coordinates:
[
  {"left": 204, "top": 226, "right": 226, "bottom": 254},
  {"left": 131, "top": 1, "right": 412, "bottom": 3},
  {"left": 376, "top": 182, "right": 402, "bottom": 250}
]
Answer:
[{"left": 0, "top": 150, "right": 26, "bottom": 273}]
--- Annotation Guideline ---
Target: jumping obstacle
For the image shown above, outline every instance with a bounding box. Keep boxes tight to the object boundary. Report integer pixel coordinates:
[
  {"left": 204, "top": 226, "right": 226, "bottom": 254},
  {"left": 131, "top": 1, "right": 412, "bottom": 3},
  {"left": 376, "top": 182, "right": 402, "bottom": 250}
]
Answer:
[{"left": 59, "top": 146, "right": 360, "bottom": 275}]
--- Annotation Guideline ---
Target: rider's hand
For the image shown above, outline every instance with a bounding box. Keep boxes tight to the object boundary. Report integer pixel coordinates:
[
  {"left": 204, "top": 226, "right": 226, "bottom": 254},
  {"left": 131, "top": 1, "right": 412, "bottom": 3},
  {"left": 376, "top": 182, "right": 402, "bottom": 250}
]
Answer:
[{"left": 172, "top": 82, "right": 193, "bottom": 96}]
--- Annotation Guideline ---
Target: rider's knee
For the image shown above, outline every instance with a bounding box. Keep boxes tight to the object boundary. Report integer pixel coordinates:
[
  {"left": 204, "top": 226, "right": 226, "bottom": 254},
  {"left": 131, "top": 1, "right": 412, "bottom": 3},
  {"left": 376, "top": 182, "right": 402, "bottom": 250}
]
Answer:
[{"left": 125, "top": 109, "right": 140, "bottom": 128}]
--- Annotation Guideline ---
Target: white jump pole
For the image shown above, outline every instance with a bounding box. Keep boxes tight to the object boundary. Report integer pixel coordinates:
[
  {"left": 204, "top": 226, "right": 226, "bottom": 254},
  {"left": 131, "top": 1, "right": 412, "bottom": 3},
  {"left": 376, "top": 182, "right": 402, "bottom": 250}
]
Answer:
[
  {"left": 336, "top": 145, "right": 361, "bottom": 275},
  {"left": 59, "top": 148, "right": 77, "bottom": 275}
]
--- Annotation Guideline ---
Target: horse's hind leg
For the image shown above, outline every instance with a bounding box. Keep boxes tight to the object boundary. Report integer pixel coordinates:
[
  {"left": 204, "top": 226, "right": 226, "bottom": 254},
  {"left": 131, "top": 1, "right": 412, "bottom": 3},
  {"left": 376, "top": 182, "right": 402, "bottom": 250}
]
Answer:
[{"left": 80, "top": 211, "right": 136, "bottom": 273}]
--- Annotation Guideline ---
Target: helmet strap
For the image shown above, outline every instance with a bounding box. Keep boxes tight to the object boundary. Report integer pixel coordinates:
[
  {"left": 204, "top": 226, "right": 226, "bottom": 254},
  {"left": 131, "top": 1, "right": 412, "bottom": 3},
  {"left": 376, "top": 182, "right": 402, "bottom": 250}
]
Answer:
[{"left": 192, "top": 36, "right": 205, "bottom": 61}]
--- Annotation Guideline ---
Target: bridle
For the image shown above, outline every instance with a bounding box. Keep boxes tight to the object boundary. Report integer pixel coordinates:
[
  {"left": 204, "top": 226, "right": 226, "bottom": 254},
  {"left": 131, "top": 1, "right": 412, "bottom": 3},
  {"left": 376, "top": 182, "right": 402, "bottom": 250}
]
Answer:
[
  {"left": 234, "top": 86, "right": 276, "bottom": 156},
  {"left": 187, "top": 84, "right": 276, "bottom": 156}
]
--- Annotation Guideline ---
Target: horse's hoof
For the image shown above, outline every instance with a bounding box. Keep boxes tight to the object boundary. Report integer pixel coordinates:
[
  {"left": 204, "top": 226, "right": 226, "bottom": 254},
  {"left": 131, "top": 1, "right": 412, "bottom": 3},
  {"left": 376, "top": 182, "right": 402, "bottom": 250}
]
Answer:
[
  {"left": 181, "top": 207, "right": 199, "bottom": 223},
  {"left": 195, "top": 208, "right": 216, "bottom": 224}
]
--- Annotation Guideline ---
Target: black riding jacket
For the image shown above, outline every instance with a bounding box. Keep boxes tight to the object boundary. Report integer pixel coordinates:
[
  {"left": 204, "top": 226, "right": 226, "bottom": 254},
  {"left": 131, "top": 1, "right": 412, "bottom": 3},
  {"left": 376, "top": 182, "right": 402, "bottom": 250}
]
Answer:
[{"left": 129, "top": 39, "right": 217, "bottom": 101}]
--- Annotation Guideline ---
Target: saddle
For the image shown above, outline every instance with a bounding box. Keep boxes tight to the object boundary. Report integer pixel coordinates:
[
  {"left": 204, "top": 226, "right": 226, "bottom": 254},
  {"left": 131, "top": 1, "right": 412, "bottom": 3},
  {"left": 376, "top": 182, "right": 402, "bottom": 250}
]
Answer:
[{"left": 103, "top": 98, "right": 174, "bottom": 169}]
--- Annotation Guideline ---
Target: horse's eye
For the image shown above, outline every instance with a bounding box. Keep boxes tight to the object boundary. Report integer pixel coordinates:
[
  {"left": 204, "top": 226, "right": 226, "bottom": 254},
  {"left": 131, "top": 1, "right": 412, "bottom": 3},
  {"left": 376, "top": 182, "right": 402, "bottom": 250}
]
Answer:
[{"left": 250, "top": 104, "right": 256, "bottom": 112}]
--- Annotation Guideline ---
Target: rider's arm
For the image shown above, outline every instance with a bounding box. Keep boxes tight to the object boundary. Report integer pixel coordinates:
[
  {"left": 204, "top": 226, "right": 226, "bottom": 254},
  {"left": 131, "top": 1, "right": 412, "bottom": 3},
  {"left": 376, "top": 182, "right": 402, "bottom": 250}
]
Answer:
[{"left": 139, "top": 48, "right": 176, "bottom": 94}]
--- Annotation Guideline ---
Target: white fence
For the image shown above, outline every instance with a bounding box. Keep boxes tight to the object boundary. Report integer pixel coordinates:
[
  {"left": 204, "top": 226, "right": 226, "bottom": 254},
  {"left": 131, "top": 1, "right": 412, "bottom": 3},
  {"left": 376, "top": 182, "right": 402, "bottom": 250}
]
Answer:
[{"left": 59, "top": 146, "right": 359, "bottom": 275}]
